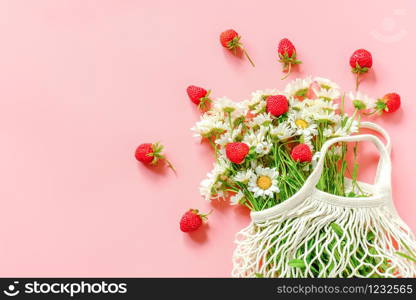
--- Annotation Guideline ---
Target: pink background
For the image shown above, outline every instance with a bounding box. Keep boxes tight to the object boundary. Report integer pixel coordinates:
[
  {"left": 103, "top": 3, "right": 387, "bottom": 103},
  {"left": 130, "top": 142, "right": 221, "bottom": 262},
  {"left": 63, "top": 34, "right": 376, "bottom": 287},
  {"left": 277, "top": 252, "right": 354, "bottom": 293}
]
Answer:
[{"left": 0, "top": 0, "right": 415, "bottom": 277}]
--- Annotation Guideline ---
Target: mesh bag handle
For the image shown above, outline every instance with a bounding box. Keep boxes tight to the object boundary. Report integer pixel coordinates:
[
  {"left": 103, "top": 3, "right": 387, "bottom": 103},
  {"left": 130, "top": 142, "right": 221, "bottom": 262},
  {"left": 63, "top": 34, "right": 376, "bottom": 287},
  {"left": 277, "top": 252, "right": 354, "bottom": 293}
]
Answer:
[
  {"left": 360, "top": 121, "right": 391, "bottom": 153},
  {"left": 252, "top": 132, "right": 391, "bottom": 222}
]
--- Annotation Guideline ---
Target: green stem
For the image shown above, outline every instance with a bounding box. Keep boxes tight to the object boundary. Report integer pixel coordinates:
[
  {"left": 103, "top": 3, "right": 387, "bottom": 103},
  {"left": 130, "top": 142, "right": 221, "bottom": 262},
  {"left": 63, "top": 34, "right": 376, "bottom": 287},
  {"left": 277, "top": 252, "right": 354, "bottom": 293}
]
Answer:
[
  {"left": 281, "top": 62, "right": 292, "bottom": 80},
  {"left": 208, "top": 137, "right": 219, "bottom": 160},
  {"left": 242, "top": 48, "right": 255, "bottom": 67},
  {"left": 355, "top": 73, "right": 360, "bottom": 91}
]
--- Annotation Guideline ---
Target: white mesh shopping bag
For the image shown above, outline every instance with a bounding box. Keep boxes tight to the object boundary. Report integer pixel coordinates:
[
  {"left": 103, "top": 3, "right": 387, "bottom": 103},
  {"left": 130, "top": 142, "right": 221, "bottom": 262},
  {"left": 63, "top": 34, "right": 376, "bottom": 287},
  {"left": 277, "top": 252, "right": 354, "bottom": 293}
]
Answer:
[{"left": 232, "top": 122, "right": 416, "bottom": 278}]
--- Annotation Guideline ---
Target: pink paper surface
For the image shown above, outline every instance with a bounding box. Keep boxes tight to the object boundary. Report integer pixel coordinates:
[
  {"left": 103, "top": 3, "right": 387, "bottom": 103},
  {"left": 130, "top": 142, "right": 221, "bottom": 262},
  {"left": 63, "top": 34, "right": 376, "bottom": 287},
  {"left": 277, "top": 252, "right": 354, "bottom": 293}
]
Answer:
[{"left": 0, "top": 0, "right": 415, "bottom": 277}]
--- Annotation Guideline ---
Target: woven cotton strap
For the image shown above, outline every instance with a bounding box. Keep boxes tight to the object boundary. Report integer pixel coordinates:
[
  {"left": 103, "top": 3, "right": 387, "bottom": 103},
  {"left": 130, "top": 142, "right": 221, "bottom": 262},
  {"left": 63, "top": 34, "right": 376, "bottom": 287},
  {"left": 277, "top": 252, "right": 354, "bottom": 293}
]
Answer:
[
  {"left": 360, "top": 122, "right": 392, "bottom": 187},
  {"left": 360, "top": 122, "right": 391, "bottom": 153},
  {"left": 312, "top": 134, "right": 391, "bottom": 194},
  {"left": 251, "top": 133, "right": 392, "bottom": 222}
]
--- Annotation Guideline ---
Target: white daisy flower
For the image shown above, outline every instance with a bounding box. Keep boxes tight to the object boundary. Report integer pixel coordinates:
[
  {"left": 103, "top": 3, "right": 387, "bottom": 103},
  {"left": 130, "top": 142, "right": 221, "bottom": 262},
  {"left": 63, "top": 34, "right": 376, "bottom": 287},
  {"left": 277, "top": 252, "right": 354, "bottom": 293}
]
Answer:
[
  {"left": 191, "top": 113, "right": 227, "bottom": 138},
  {"left": 323, "top": 127, "right": 333, "bottom": 137},
  {"left": 248, "top": 166, "right": 280, "bottom": 198},
  {"left": 303, "top": 99, "right": 338, "bottom": 112},
  {"left": 313, "top": 77, "right": 340, "bottom": 91},
  {"left": 214, "top": 158, "right": 229, "bottom": 176},
  {"left": 243, "top": 126, "right": 268, "bottom": 147},
  {"left": 211, "top": 182, "right": 227, "bottom": 201},
  {"left": 346, "top": 118, "right": 359, "bottom": 134},
  {"left": 213, "top": 96, "right": 240, "bottom": 113},
  {"left": 270, "top": 122, "right": 295, "bottom": 140},
  {"left": 218, "top": 147, "right": 226, "bottom": 158},
  {"left": 230, "top": 190, "right": 245, "bottom": 205},
  {"left": 303, "top": 99, "right": 339, "bottom": 123},
  {"left": 313, "top": 88, "right": 341, "bottom": 101},
  {"left": 250, "top": 90, "right": 265, "bottom": 105},
  {"left": 288, "top": 111, "right": 318, "bottom": 137},
  {"left": 233, "top": 169, "right": 254, "bottom": 184},
  {"left": 248, "top": 113, "right": 273, "bottom": 128},
  {"left": 199, "top": 159, "right": 229, "bottom": 201},
  {"left": 199, "top": 177, "right": 215, "bottom": 201},
  {"left": 246, "top": 97, "right": 266, "bottom": 115},
  {"left": 288, "top": 96, "right": 304, "bottom": 110},
  {"left": 312, "top": 109, "right": 339, "bottom": 123},
  {"left": 237, "top": 99, "right": 251, "bottom": 116},
  {"left": 332, "top": 117, "right": 359, "bottom": 137},
  {"left": 332, "top": 126, "right": 347, "bottom": 137},
  {"left": 284, "top": 76, "right": 313, "bottom": 100},
  {"left": 215, "top": 124, "right": 243, "bottom": 147},
  {"left": 348, "top": 91, "right": 375, "bottom": 111},
  {"left": 255, "top": 140, "right": 273, "bottom": 156}
]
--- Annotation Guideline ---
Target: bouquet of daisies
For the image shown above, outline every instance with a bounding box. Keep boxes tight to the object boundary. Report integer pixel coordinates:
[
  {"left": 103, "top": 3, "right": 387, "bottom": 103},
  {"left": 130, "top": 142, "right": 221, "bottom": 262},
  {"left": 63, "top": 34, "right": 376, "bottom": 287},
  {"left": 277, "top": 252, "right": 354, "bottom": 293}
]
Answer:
[
  {"left": 192, "top": 76, "right": 371, "bottom": 211},
  {"left": 191, "top": 77, "right": 416, "bottom": 278}
]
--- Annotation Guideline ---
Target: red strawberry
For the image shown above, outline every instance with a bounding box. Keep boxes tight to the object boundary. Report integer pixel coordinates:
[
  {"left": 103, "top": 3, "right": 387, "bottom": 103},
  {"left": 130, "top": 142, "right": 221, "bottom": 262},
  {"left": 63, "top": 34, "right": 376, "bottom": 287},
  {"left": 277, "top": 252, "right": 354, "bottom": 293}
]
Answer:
[
  {"left": 350, "top": 49, "right": 373, "bottom": 69},
  {"left": 135, "top": 142, "right": 176, "bottom": 172},
  {"left": 180, "top": 209, "right": 210, "bottom": 232},
  {"left": 291, "top": 144, "right": 312, "bottom": 163},
  {"left": 135, "top": 143, "right": 154, "bottom": 164},
  {"left": 220, "top": 29, "right": 238, "bottom": 48},
  {"left": 384, "top": 93, "right": 401, "bottom": 113},
  {"left": 277, "top": 38, "right": 301, "bottom": 80},
  {"left": 226, "top": 142, "right": 250, "bottom": 164},
  {"left": 186, "top": 85, "right": 212, "bottom": 110},
  {"left": 266, "top": 95, "right": 289, "bottom": 117},
  {"left": 375, "top": 93, "right": 401, "bottom": 114},
  {"left": 220, "top": 29, "right": 255, "bottom": 67},
  {"left": 278, "top": 38, "right": 296, "bottom": 57},
  {"left": 350, "top": 49, "right": 372, "bottom": 90}
]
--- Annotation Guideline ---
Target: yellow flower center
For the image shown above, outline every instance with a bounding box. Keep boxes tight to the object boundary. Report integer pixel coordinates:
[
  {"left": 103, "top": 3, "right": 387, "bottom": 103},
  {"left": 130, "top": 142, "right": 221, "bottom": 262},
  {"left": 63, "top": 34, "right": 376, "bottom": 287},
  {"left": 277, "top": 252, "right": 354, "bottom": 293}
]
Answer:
[
  {"left": 257, "top": 176, "right": 272, "bottom": 190},
  {"left": 295, "top": 119, "right": 308, "bottom": 129}
]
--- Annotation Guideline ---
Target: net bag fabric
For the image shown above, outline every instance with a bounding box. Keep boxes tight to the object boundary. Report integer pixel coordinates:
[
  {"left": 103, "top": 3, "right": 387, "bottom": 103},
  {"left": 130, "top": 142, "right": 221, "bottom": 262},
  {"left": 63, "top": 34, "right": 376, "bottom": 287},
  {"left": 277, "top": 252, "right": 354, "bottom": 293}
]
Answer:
[{"left": 232, "top": 123, "right": 416, "bottom": 278}]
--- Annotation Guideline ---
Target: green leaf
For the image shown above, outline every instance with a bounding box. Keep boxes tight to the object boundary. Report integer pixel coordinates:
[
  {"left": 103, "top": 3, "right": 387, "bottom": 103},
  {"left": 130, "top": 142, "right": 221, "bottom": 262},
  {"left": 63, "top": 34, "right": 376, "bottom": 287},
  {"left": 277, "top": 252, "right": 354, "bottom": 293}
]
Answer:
[
  {"left": 352, "top": 100, "right": 366, "bottom": 110},
  {"left": 352, "top": 163, "right": 359, "bottom": 181},
  {"left": 294, "top": 88, "right": 308, "bottom": 97},
  {"left": 330, "top": 223, "right": 344, "bottom": 237},
  {"left": 255, "top": 273, "right": 264, "bottom": 278},
  {"left": 401, "top": 241, "right": 416, "bottom": 258},
  {"left": 397, "top": 252, "right": 416, "bottom": 263},
  {"left": 288, "top": 259, "right": 305, "bottom": 268}
]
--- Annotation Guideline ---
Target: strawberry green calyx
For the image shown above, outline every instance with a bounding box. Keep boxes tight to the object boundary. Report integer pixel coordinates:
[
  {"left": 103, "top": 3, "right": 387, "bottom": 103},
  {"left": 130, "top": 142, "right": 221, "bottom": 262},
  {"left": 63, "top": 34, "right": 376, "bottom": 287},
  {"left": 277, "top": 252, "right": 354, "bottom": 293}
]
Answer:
[
  {"left": 148, "top": 142, "right": 176, "bottom": 173},
  {"left": 198, "top": 90, "right": 212, "bottom": 111},
  {"left": 375, "top": 99, "right": 387, "bottom": 113},
  {"left": 279, "top": 52, "right": 301, "bottom": 80},
  {"left": 352, "top": 62, "right": 369, "bottom": 91},
  {"left": 226, "top": 36, "right": 242, "bottom": 52},
  {"left": 364, "top": 100, "right": 387, "bottom": 116},
  {"left": 192, "top": 209, "right": 212, "bottom": 222},
  {"left": 146, "top": 142, "right": 164, "bottom": 164},
  {"left": 351, "top": 62, "right": 369, "bottom": 74},
  {"left": 227, "top": 37, "right": 255, "bottom": 67}
]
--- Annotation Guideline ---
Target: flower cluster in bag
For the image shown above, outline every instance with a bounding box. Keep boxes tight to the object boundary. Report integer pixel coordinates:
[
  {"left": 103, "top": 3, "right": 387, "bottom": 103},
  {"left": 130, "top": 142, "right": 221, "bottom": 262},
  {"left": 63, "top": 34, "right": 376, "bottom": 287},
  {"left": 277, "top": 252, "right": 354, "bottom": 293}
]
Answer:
[{"left": 191, "top": 76, "right": 377, "bottom": 211}]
